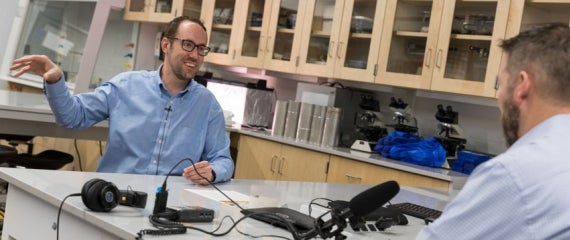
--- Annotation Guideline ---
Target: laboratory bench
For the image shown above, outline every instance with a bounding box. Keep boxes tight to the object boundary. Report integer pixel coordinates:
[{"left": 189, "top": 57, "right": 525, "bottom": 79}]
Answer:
[{"left": 228, "top": 126, "right": 467, "bottom": 192}]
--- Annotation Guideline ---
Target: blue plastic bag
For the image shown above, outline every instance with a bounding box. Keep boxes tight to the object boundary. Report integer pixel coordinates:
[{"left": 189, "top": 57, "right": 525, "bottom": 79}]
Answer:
[
  {"left": 374, "top": 131, "right": 421, "bottom": 157},
  {"left": 389, "top": 137, "right": 447, "bottom": 168},
  {"left": 452, "top": 150, "right": 491, "bottom": 174}
]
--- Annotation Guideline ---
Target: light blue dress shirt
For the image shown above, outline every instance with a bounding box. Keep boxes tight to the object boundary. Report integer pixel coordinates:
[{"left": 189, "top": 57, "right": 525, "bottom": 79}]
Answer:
[
  {"left": 44, "top": 66, "right": 234, "bottom": 183},
  {"left": 416, "top": 114, "right": 570, "bottom": 239}
]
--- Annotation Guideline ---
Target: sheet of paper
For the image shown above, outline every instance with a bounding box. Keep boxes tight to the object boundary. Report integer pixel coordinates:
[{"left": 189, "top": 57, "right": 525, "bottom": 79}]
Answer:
[{"left": 185, "top": 189, "right": 250, "bottom": 205}]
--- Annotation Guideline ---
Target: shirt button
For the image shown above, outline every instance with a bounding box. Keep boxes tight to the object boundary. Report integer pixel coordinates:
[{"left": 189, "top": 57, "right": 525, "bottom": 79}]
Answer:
[
  {"left": 158, "top": 139, "right": 162, "bottom": 144},
  {"left": 153, "top": 160, "right": 157, "bottom": 164}
]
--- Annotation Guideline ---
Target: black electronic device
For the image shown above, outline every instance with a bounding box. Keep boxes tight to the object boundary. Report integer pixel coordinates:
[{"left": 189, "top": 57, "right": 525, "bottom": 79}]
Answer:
[
  {"left": 390, "top": 202, "right": 442, "bottom": 221},
  {"left": 241, "top": 207, "right": 315, "bottom": 232},
  {"left": 118, "top": 190, "right": 148, "bottom": 209},
  {"left": 167, "top": 206, "right": 215, "bottom": 223},
  {"left": 81, "top": 178, "right": 148, "bottom": 212},
  {"left": 298, "top": 180, "right": 401, "bottom": 240},
  {"left": 81, "top": 178, "right": 121, "bottom": 212},
  {"left": 364, "top": 206, "right": 408, "bottom": 225},
  {"left": 241, "top": 181, "right": 400, "bottom": 240}
]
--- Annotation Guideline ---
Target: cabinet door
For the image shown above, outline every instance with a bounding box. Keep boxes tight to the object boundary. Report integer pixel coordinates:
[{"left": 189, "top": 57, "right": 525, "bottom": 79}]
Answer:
[
  {"left": 203, "top": 0, "right": 243, "bottom": 65},
  {"left": 332, "top": 0, "right": 387, "bottom": 83},
  {"left": 234, "top": 136, "right": 281, "bottom": 180},
  {"left": 125, "top": 0, "right": 150, "bottom": 21},
  {"left": 125, "top": 0, "right": 184, "bottom": 23},
  {"left": 327, "top": 156, "right": 449, "bottom": 189},
  {"left": 277, "top": 145, "right": 329, "bottom": 182},
  {"left": 182, "top": 0, "right": 205, "bottom": 21},
  {"left": 376, "top": 0, "right": 444, "bottom": 89},
  {"left": 296, "top": 0, "right": 344, "bottom": 77},
  {"left": 263, "top": 0, "right": 306, "bottom": 73},
  {"left": 430, "top": 0, "right": 509, "bottom": 97},
  {"left": 327, "top": 156, "right": 367, "bottom": 184},
  {"left": 506, "top": 1, "right": 570, "bottom": 39},
  {"left": 233, "top": 0, "right": 274, "bottom": 68}
]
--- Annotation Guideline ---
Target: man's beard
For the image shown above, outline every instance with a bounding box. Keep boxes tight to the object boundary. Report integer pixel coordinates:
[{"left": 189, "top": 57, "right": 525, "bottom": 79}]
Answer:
[{"left": 501, "top": 97, "right": 520, "bottom": 147}]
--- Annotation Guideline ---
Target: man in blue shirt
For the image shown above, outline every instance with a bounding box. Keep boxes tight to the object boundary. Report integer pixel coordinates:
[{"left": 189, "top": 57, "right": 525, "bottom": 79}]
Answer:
[
  {"left": 10, "top": 16, "right": 234, "bottom": 185},
  {"left": 417, "top": 24, "right": 570, "bottom": 239}
]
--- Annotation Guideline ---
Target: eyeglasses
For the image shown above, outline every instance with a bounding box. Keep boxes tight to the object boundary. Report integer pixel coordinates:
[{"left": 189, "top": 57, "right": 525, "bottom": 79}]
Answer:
[{"left": 168, "top": 37, "right": 210, "bottom": 56}]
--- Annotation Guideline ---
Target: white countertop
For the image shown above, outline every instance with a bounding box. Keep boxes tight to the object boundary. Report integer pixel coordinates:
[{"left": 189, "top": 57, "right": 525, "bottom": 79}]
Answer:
[{"left": 0, "top": 89, "right": 108, "bottom": 140}]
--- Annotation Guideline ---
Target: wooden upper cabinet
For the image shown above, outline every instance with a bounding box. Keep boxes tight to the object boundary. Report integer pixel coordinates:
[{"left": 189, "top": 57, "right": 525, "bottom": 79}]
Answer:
[
  {"left": 376, "top": 0, "right": 444, "bottom": 90},
  {"left": 295, "top": 0, "right": 388, "bottom": 82},
  {"left": 231, "top": 0, "right": 307, "bottom": 73},
  {"left": 124, "top": 0, "right": 185, "bottom": 23},
  {"left": 201, "top": 0, "right": 243, "bottom": 65},
  {"left": 429, "top": 0, "right": 510, "bottom": 97},
  {"left": 377, "top": 0, "right": 510, "bottom": 98},
  {"left": 332, "top": 0, "right": 388, "bottom": 83},
  {"left": 232, "top": 0, "right": 275, "bottom": 69}
]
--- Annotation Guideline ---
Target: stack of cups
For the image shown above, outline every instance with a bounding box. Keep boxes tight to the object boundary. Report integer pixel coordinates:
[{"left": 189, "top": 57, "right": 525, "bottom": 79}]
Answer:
[
  {"left": 296, "top": 103, "right": 314, "bottom": 143},
  {"left": 321, "top": 107, "right": 342, "bottom": 148},
  {"left": 283, "top": 101, "right": 301, "bottom": 140},
  {"left": 308, "top": 105, "right": 327, "bottom": 145},
  {"left": 271, "top": 100, "right": 289, "bottom": 137}
]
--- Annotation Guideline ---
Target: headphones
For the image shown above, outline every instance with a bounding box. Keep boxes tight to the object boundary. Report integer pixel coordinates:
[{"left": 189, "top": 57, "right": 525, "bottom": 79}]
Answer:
[{"left": 81, "top": 178, "right": 148, "bottom": 212}]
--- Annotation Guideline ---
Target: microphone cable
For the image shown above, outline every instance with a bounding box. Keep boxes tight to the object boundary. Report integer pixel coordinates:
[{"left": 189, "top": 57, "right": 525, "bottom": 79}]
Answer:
[
  {"left": 139, "top": 157, "right": 304, "bottom": 239},
  {"left": 56, "top": 193, "right": 82, "bottom": 240},
  {"left": 181, "top": 157, "right": 246, "bottom": 211},
  {"left": 308, "top": 197, "right": 333, "bottom": 216}
]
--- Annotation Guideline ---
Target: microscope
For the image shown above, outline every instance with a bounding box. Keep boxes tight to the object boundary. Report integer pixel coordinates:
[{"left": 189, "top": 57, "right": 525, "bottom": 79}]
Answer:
[
  {"left": 349, "top": 94, "right": 387, "bottom": 152},
  {"left": 386, "top": 97, "right": 418, "bottom": 134},
  {"left": 434, "top": 104, "right": 467, "bottom": 165}
]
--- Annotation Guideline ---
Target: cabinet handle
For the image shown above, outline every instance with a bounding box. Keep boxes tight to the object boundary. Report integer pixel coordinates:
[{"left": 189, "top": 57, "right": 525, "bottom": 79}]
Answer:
[
  {"left": 329, "top": 41, "right": 335, "bottom": 58},
  {"left": 424, "top": 48, "right": 432, "bottom": 68},
  {"left": 436, "top": 49, "right": 443, "bottom": 69},
  {"left": 344, "top": 174, "right": 362, "bottom": 183},
  {"left": 278, "top": 157, "right": 285, "bottom": 175},
  {"left": 270, "top": 155, "right": 278, "bottom": 173},
  {"left": 336, "top": 41, "right": 343, "bottom": 59},
  {"left": 344, "top": 174, "right": 362, "bottom": 180}
]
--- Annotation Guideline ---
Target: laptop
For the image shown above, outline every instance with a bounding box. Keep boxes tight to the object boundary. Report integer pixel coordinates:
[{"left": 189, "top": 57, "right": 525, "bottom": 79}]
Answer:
[{"left": 241, "top": 207, "right": 316, "bottom": 231}]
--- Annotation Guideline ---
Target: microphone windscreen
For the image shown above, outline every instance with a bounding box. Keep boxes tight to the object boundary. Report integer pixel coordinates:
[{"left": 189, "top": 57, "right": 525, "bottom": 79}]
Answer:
[{"left": 349, "top": 180, "right": 400, "bottom": 217}]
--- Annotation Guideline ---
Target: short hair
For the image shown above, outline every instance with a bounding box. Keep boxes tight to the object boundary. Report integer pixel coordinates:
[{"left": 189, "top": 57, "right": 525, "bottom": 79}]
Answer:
[
  {"left": 500, "top": 23, "right": 570, "bottom": 104},
  {"left": 163, "top": 16, "right": 207, "bottom": 39}
]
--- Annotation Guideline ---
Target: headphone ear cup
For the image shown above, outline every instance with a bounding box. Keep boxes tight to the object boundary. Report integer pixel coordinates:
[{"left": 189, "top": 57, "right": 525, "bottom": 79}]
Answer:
[{"left": 81, "top": 178, "right": 120, "bottom": 212}]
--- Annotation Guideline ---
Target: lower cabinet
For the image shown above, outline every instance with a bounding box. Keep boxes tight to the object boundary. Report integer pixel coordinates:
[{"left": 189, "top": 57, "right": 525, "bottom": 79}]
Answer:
[
  {"left": 326, "top": 156, "right": 449, "bottom": 189},
  {"left": 234, "top": 134, "right": 450, "bottom": 189},
  {"left": 234, "top": 135, "right": 329, "bottom": 182}
]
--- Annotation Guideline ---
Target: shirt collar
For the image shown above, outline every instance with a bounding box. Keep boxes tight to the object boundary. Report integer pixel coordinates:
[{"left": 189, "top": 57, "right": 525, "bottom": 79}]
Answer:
[{"left": 156, "top": 64, "right": 193, "bottom": 97}]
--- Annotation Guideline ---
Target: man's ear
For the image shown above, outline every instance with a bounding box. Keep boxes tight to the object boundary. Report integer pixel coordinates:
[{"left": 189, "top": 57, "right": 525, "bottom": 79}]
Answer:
[
  {"left": 513, "top": 70, "right": 532, "bottom": 105},
  {"left": 160, "top": 38, "right": 170, "bottom": 55}
]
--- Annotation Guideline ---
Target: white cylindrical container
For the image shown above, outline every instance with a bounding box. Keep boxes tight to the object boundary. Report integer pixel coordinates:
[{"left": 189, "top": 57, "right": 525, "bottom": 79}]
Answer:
[
  {"left": 271, "top": 100, "right": 289, "bottom": 137},
  {"left": 308, "top": 105, "right": 327, "bottom": 145},
  {"left": 283, "top": 101, "right": 301, "bottom": 140},
  {"left": 296, "top": 103, "right": 314, "bottom": 143},
  {"left": 321, "top": 107, "right": 342, "bottom": 148}
]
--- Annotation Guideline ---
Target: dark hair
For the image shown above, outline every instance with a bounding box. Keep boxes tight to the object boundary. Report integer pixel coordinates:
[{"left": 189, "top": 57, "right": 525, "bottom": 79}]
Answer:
[
  {"left": 500, "top": 23, "right": 570, "bottom": 104},
  {"left": 163, "top": 16, "right": 207, "bottom": 39}
]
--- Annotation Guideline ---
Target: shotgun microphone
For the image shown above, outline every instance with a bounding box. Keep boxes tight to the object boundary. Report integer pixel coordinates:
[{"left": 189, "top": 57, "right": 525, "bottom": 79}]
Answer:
[{"left": 298, "top": 180, "right": 400, "bottom": 240}]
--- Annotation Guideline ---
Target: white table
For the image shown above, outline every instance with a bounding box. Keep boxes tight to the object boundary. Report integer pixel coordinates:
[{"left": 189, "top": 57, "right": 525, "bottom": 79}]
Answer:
[{"left": 0, "top": 168, "right": 449, "bottom": 240}]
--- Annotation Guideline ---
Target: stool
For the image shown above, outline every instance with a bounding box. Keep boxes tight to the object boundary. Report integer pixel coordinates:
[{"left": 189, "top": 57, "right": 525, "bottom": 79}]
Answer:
[{"left": 0, "top": 134, "right": 73, "bottom": 170}]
